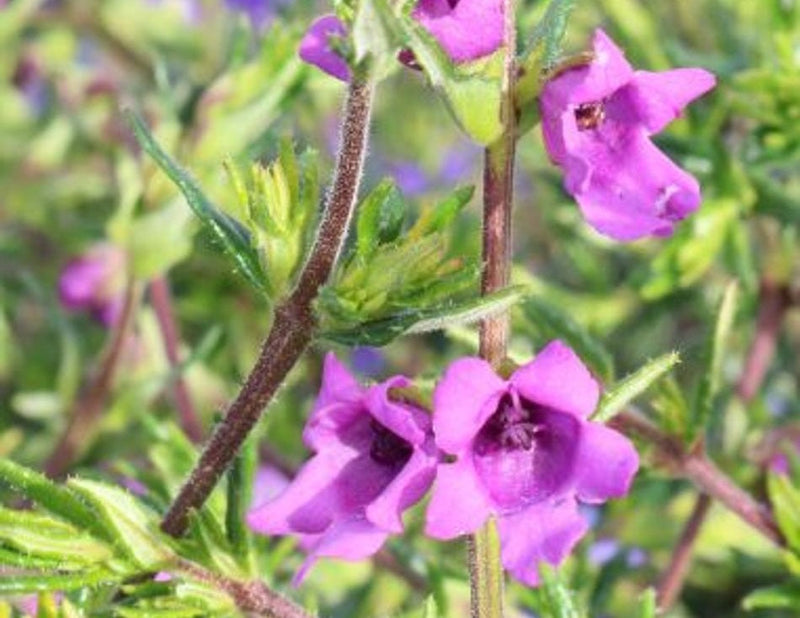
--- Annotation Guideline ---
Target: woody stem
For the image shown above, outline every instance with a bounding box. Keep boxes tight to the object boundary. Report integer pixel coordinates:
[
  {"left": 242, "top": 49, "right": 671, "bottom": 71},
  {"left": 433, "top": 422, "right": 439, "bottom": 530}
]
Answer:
[{"left": 471, "top": 1, "right": 517, "bottom": 617}]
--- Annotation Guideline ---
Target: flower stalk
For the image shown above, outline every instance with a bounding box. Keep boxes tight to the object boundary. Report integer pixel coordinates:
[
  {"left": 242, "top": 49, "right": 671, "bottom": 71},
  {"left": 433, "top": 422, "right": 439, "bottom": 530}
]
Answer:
[
  {"left": 471, "top": 0, "right": 517, "bottom": 615},
  {"left": 160, "top": 76, "right": 374, "bottom": 537},
  {"left": 45, "top": 280, "right": 142, "bottom": 478}
]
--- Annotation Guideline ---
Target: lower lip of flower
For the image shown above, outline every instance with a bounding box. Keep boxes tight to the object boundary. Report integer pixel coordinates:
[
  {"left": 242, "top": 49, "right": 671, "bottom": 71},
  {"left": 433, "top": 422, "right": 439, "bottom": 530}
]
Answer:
[
  {"left": 369, "top": 419, "right": 413, "bottom": 467},
  {"left": 574, "top": 101, "right": 606, "bottom": 131}
]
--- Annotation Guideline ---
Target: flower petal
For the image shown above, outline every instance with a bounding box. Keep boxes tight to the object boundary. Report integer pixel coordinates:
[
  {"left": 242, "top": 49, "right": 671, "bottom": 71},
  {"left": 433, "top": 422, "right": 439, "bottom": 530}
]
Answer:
[
  {"left": 303, "top": 353, "right": 365, "bottom": 450},
  {"left": 433, "top": 357, "right": 506, "bottom": 454},
  {"left": 569, "top": 124, "right": 701, "bottom": 241},
  {"left": 510, "top": 341, "right": 599, "bottom": 419},
  {"left": 293, "top": 518, "right": 389, "bottom": 585},
  {"left": 365, "top": 375, "right": 430, "bottom": 446},
  {"left": 574, "top": 421, "right": 639, "bottom": 503},
  {"left": 425, "top": 460, "right": 492, "bottom": 539},
  {"left": 540, "top": 28, "right": 633, "bottom": 112},
  {"left": 413, "top": 0, "right": 504, "bottom": 63},
  {"left": 497, "top": 497, "right": 588, "bottom": 586},
  {"left": 365, "top": 443, "right": 437, "bottom": 533},
  {"left": 299, "top": 15, "right": 351, "bottom": 82},
  {"left": 246, "top": 445, "right": 378, "bottom": 535},
  {"left": 628, "top": 68, "right": 716, "bottom": 134}
]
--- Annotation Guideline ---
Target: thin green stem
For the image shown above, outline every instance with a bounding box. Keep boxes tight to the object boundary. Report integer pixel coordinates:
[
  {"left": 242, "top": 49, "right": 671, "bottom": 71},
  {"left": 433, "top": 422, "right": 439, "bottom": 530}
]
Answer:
[{"left": 471, "top": 1, "right": 517, "bottom": 616}]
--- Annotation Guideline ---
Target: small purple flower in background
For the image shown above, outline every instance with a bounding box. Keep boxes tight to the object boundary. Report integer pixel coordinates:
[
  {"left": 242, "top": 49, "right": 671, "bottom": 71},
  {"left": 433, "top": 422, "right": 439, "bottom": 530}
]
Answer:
[
  {"left": 425, "top": 341, "right": 639, "bottom": 586},
  {"left": 539, "top": 29, "right": 715, "bottom": 241},
  {"left": 226, "top": 0, "right": 288, "bottom": 30},
  {"left": 299, "top": 0, "right": 504, "bottom": 81},
  {"left": 350, "top": 346, "right": 387, "bottom": 378},
  {"left": 58, "top": 244, "right": 126, "bottom": 327},
  {"left": 247, "top": 354, "right": 437, "bottom": 582}
]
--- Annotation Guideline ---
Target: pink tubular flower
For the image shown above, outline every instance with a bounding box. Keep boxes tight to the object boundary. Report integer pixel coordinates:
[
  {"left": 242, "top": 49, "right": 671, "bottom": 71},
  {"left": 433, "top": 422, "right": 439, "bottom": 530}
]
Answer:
[
  {"left": 247, "top": 354, "right": 437, "bottom": 582},
  {"left": 58, "top": 244, "right": 126, "bottom": 327},
  {"left": 299, "top": 0, "right": 503, "bottom": 81},
  {"left": 539, "top": 29, "right": 716, "bottom": 241},
  {"left": 425, "top": 341, "right": 639, "bottom": 586}
]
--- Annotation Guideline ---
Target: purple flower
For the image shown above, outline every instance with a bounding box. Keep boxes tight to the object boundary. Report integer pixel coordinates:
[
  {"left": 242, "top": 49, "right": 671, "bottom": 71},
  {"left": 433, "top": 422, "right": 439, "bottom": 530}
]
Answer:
[
  {"left": 247, "top": 354, "right": 437, "bottom": 582},
  {"left": 299, "top": 0, "right": 504, "bottom": 81},
  {"left": 411, "top": 0, "right": 503, "bottom": 63},
  {"left": 58, "top": 244, "right": 126, "bottom": 327},
  {"left": 539, "top": 29, "right": 715, "bottom": 241},
  {"left": 299, "top": 15, "right": 352, "bottom": 82},
  {"left": 425, "top": 341, "right": 639, "bottom": 586}
]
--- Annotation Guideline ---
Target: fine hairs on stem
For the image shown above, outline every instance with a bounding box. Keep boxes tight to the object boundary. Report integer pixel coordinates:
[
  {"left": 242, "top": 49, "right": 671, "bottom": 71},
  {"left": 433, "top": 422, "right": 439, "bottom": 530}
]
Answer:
[{"left": 160, "top": 77, "right": 374, "bottom": 538}]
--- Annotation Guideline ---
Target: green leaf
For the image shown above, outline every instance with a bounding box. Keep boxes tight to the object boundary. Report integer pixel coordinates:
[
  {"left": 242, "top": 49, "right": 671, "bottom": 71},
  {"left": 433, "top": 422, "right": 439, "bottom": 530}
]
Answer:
[
  {"left": 691, "top": 281, "right": 738, "bottom": 439},
  {"left": 67, "top": 478, "right": 174, "bottom": 569},
  {"left": 319, "top": 286, "right": 527, "bottom": 347},
  {"left": 539, "top": 564, "right": 584, "bottom": 618},
  {"left": 425, "top": 185, "right": 475, "bottom": 233},
  {"left": 0, "top": 569, "right": 120, "bottom": 594},
  {"left": 0, "top": 459, "right": 104, "bottom": 538},
  {"left": 125, "top": 110, "right": 268, "bottom": 295},
  {"left": 767, "top": 473, "right": 800, "bottom": 552},
  {"left": 523, "top": 297, "right": 614, "bottom": 382},
  {"left": 225, "top": 438, "right": 257, "bottom": 575},
  {"left": 593, "top": 352, "right": 681, "bottom": 423},
  {"left": 356, "top": 179, "right": 407, "bottom": 258},
  {"left": 743, "top": 582, "right": 800, "bottom": 610},
  {"left": 524, "top": 0, "right": 576, "bottom": 68},
  {"left": 637, "top": 589, "right": 657, "bottom": 618},
  {"left": 0, "top": 508, "right": 112, "bottom": 564}
]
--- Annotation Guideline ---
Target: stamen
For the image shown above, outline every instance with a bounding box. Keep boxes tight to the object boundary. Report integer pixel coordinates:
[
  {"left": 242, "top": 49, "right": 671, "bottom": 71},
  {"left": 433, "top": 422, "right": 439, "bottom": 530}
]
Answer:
[
  {"left": 369, "top": 419, "right": 413, "bottom": 466},
  {"left": 574, "top": 101, "right": 605, "bottom": 131}
]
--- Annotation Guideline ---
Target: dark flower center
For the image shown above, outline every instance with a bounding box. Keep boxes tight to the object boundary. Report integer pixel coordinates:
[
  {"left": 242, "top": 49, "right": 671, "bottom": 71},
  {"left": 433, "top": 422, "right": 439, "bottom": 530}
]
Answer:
[
  {"left": 574, "top": 101, "right": 605, "bottom": 131},
  {"left": 446, "top": 0, "right": 460, "bottom": 8},
  {"left": 475, "top": 394, "right": 545, "bottom": 454},
  {"left": 471, "top": 391, "right": 580, "bottom": 510},
  {"left": 369, "top": 419, "right": 413, "bottom": 467}
]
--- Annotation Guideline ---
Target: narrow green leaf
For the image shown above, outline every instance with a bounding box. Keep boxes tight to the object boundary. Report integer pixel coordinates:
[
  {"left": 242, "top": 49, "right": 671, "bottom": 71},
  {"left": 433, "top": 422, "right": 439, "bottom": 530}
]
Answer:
[
  {"left": 523, "top": 297, "right": 614, "bottom": 382},
  {"left": 226, "top": 437, "right": 257, "bottom": 574},
  {"left": 0, "top": 569, "right": 120, "bottom": 594},
  {"left": 637, "top": 589, "right": 657, "bottom": 618},
  {"left": 68, "top": 478, "right": 174, "bottom": 569},
  {"left": 426, "top": 185, "right": 475, "bottom": 233},
  {"left": 319, "top": 286, "right": 527, "bottom": 346},
  {"left": 0, "top": 546, "right": 86, "bottom": 570},
  {"left": 593, "top": 352, "right": 681, "bottom": 423},
  {"left": 0, "top": 459, "right": 104, "bottom": 538},
  {"left": 539, "top": 565, "right": 584, "bottom": 618},
  {"left": 0, "top": 508, "right": 112, "bottom": 563},
  {"left": 767, "top": 473, "right": 800, "bottom": 552},
  {"left": 356, "top": 179, "right": 407, "bottom": 258},
  {"left": 691, "top": 281, "right": 738, "bottom": 438},
  {"left": 404, "top": 286, "right": 527, "bottom": 334},
  {"left": 524, "top": 0, "right": 577, "bottom": 68},
  {"left": 125, "top": 110, "right": 267, "bottom": 295},
  {"left": 743, "top": 583, "right": 800, "bottom": 610}
]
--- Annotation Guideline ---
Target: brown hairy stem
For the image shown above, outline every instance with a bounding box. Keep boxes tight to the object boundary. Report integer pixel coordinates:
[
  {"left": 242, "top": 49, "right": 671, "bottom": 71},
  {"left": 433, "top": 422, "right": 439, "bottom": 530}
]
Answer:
[
  {"left": 45, "top": 281, "right": 142, "bottom": 478},
  {"left": 654, "top": 280, "right": 791, "bottom": 610},
  {"left": 470, "top": 2, "right": 517, "bottom": 617},
  {"left": 150, "top": 276, "right": 204, "bottom": 443},
  {"left": 175, "top": 559, "right": 313, "bottom": 618},
  {"left": 160, "top": 78, "right": 374, "bottom": 537}
]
